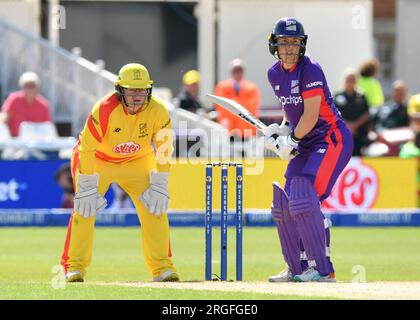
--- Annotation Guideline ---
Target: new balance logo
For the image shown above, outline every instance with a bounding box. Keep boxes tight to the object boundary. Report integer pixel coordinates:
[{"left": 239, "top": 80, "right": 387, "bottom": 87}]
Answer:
[
  {"left": 317, "top": 148, "right": 326, "bottom": 154},
  {"left": 113, "top": 128, "right": 121, "bottom": 133}
]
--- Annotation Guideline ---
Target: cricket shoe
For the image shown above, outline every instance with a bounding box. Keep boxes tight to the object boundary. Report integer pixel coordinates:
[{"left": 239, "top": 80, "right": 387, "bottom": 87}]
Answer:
[
  {"left": 153, "top": 270, "right": 180, "bottom": 282},
  {"left": 293, "top": 267, "right": 336, "bottom": 282},
  {"left": 318, "top": 272, "right": 337, "bottom": 283},
  {"left": 65, "top": 270, "right": 84, "bottom": 283},
  {"left": 268, "top": 269, "right": 294, "bottom": 282},
  {"left": 293, "top": 267, "right": 321, "bottom": 282}
]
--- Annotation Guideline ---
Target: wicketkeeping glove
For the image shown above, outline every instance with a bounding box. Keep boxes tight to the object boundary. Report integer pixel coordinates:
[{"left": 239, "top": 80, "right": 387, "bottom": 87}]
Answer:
[
  {"left": 139, "top": 171, "right": 170, "bottom": 217},
  {"left": 74, "top": 174, "right": 107, "bottom": 218}
]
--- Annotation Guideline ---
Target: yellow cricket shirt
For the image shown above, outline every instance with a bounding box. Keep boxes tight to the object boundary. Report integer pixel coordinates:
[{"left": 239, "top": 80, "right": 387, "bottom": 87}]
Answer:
[{"left": 76, "top": 92, "right": 173, "bottom": 174}]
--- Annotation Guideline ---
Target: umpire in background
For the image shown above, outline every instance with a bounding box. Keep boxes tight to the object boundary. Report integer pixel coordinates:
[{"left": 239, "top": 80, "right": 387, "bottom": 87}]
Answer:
[{"left": 334, "top": 69, "right": 370, "bottom": 156}]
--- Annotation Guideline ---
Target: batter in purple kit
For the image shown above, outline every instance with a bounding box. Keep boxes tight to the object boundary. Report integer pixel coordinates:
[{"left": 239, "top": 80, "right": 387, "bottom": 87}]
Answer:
[{"left": 263, "top": 17, "right": 353, "bottom": 282}]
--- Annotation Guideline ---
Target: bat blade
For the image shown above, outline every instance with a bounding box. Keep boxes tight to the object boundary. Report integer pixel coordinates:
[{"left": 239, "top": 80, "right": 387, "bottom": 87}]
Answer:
[{"left": 206, "top": 94, "right": 267, "bottom": 131}]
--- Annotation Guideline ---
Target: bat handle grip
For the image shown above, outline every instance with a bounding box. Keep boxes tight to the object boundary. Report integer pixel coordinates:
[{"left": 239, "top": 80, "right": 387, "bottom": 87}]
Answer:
[{"left": 268, "top": 133, "right": 299, "bottom": 156}]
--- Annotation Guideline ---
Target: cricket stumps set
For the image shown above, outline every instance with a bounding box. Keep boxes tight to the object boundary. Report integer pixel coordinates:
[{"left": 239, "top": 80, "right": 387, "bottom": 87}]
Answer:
[{"left": 205, "top": 162, "right": 243, "bottom": 281}]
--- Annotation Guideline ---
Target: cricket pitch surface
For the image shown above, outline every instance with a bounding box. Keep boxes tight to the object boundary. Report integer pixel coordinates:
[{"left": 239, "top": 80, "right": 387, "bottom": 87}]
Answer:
[{"left": 95, "top": 281, "right": 420, "bottom": 300}]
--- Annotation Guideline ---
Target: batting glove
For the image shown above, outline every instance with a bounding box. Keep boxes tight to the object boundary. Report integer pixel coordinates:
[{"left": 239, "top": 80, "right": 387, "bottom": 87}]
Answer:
[
  {"left": 265, "top": 133, "right": 299, "bottom": 161},
  {"left": 74, "top": 174, "right": 107, "bottom": 218},
  {"left": 262, "top": 122, "right": 291, "bottom": 139},
  {"left": 139, "top": 171, "right": 170, "bottom": 217}
]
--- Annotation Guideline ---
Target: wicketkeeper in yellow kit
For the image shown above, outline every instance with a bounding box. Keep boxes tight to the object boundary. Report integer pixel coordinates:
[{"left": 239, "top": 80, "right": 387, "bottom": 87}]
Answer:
[{"left": 60, "top": 63, "right": 179, "bottom": 283}]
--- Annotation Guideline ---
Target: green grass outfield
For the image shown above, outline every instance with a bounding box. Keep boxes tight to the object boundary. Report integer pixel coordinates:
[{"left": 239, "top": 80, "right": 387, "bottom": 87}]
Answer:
[{"left": 0, "top": 227, "right": 419, "bottom": 300}]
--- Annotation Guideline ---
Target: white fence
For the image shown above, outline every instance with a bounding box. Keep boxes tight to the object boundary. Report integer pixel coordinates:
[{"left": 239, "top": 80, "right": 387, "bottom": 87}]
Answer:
[{"left": 0, "top": 18, "right": 115, "bottom": 135}]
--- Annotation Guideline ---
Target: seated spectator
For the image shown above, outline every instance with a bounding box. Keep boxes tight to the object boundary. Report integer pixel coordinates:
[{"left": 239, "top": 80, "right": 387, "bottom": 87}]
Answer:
[
  {"left": 334, "top": 69, "right": 370, "bottom": 156},
  {"left": 0, "top": 72, "right": 52, "bottom": 137},
  {"left": 214, "top": 59, "right": 260, "bottom": 138},
  {"left": 357, "top": 59, "right": 385, "bottom": 108},
  {"left": 178, "top": 70, "right": 205, "bottom": 115},
  {"left": 374, "top": 80, "right": 409, "bottom": 132}
]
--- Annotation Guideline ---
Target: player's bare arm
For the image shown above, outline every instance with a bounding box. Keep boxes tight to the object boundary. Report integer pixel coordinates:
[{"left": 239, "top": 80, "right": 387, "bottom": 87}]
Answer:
[{"left": 294, "top": 95, "right": 321, "bottom": 139}]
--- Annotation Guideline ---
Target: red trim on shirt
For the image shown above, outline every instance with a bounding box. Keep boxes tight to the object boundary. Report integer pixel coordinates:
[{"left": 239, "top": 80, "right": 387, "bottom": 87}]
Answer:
[
  {"left": 95, "top": 150, "right": 137, "bottom": 162},
  {"left": 87, "top": 115, "right": 102, "bottom": 143},
  {"left": 99, "top": 93, "right": 120, "bottom": 137},
  {"left": 314, "top": 128, "right": 343, "bottom": 196},
  {"left": 60, "top": 214, "right": 74, "bottom": 274},
  {"left": 319, "top": 95, "right": 338, "bottom": 127},
  {"left": 71, "top": 138, "right": 81, "bottom": 181},
  {"left": 168, "top": 239, "right": 172, "bottom": 257},
  {"left": 62, "top": 138, "right": 80, "bottom": 274},
  {"left": 302, "top": 87, "right": 323, "bottom": 99},
  {"left": 289, "top": 63, "right": 298, "bottom": 72},
  {"left": 302, "top": 88, "right": 338, "bottom": 127}
]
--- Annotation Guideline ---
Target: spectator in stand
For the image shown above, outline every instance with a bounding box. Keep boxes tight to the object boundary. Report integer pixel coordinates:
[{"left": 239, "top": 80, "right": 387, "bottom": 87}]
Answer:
[
  {"left": 408, "top": 92, "right": 420, "bottom": 130},
  {"left": 374, "top": 80, "right": 409, "bottom": 132},
  {"left": 214, "top": 59, "right": 260, "bottom": 138},
  {"left": 0, "top": 72, "right": 52, "bottom": 137},
  {"left": 334, "top": 69, "right": 370, "bottom": 156},
  {"left": 110, "top": 183, "right": 134, "bottom": 209},
  {"left": 55, "top": 162, "right": 74, "bottom": 209},
  {"left": 177, "top": 70, "right": 205, "bottom": 115},
  {"left": 357, "top": 59, "right": 385, "bottom": 109}
]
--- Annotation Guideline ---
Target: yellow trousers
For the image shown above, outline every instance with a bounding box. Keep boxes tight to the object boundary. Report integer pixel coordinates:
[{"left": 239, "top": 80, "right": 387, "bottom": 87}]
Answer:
[{"left": 61, "top": 152, "right": 176, "bottom": 278}]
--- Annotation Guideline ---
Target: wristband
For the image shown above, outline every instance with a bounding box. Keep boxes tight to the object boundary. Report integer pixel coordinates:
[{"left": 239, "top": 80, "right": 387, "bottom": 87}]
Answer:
[{"left": 290, "top": 131, "right": 300, "bottom": 143}]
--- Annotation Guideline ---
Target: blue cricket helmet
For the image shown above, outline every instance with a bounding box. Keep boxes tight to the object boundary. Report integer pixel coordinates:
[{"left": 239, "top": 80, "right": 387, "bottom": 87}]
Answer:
[{"left": 268, "top": 17, "right": 308, "bottom": 59}]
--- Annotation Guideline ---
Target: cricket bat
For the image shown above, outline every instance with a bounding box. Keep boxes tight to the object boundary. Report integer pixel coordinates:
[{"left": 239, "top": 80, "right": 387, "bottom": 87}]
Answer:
[
  {"left": 206, "top": 93, "right": 299, "bottom": 156},
  {"left": 206, "top": 94, "right": 269, "bottom": 134}
]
